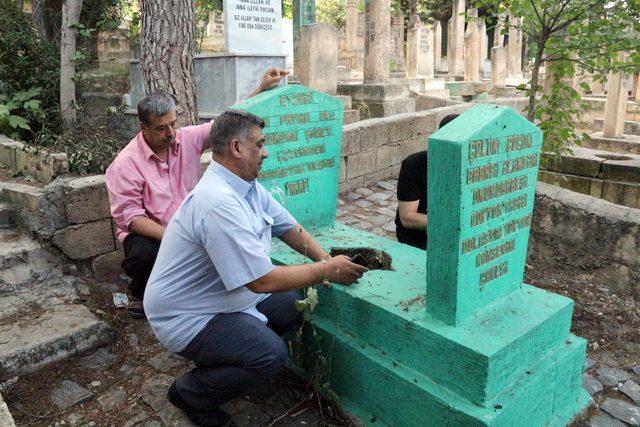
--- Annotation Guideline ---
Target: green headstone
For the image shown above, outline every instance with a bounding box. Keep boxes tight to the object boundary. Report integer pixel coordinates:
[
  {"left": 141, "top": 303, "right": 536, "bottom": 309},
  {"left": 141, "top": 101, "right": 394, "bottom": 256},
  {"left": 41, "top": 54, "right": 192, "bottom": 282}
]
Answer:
[
  {"left": 293, "top": 0, "right": 317, "bottom": 41},
  {"left": 232, "top": 84, "right": 343, "bottom": 229},
  {"left": 427, "top": 104, "right": 542, "bottom": 325}
]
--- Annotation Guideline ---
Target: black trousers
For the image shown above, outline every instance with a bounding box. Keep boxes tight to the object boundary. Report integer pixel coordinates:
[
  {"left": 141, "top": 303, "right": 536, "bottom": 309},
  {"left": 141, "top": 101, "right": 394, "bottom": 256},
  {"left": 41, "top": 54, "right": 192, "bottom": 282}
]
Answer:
[
  {"left": 121, "top": 234, "right": 161, "bottom": 300},
  {"left": 176, "top": 291, "right": 302, "bottom": 410}
]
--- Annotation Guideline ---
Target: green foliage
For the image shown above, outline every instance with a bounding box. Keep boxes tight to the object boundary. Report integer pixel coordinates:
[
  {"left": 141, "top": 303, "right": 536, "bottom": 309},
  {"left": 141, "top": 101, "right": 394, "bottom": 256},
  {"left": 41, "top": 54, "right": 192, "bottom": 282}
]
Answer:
[
  {"left": 282, "top": 0, "right": 293, "bottom": 19},
  {"left": 195, "top": 0, "right": 223, "bottom": 52},
  {"left": 0, "top": 0, "right": 61, "bottom": 140},
  {"left": 316, "top": 0, "right": 346, "bottom": 29},
  {"left": 33, "top": 108, "right": 129, "bottom": 174},
  {"left": 0, "top": 88, "right": 46, "bottom": 141},
  {"left": 474, "top": 0, "right": 640, "bottom": 155}
]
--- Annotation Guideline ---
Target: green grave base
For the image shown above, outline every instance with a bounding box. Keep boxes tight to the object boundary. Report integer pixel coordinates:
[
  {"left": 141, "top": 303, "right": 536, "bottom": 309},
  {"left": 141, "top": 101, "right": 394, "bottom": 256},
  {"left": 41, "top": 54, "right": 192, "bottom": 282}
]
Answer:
[{"left": 271, "top": 224, "right": 591, "bottom": 426}]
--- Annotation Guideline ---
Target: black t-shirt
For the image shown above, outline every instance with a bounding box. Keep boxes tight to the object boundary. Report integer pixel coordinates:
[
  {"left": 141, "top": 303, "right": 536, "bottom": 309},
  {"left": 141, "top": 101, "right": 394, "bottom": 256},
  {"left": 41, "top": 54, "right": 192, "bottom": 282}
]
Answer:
[{"left": 395, "top": 151, "right": 427, "bottom": 249}]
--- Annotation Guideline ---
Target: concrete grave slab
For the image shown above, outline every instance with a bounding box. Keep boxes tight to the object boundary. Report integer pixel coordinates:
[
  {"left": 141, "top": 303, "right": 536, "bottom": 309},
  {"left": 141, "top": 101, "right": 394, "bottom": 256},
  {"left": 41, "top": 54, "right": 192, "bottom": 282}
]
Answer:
[{"left": 234, "top": 92, "right": 591, "bottom": 425}]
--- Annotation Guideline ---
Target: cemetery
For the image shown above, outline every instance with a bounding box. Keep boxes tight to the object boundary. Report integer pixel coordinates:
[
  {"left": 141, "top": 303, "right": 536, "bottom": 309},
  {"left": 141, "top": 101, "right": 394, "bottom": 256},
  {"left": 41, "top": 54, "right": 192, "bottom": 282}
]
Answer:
[{"left": 0, "top": 0, "right": 640, "bottom": 426}]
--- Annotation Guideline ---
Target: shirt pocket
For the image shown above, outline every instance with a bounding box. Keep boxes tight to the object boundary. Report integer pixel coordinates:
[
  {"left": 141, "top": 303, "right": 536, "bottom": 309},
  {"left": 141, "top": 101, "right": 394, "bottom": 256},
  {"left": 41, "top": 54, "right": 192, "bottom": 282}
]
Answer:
[{"left": 256, "top": 213, "right": 273, "bottom": 246}]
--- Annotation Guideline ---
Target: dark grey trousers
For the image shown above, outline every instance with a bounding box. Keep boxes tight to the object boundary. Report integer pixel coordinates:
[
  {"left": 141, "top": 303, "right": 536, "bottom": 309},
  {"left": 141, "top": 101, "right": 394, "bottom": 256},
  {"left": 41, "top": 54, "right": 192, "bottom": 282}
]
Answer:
[{"left": 176, "top": 291, "right": 302, "bottom": 411}]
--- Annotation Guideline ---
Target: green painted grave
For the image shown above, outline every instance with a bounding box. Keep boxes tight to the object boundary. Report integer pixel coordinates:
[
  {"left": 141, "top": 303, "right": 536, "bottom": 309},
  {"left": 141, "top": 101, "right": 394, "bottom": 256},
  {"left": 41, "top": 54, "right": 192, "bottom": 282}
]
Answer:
[
  {"left": 233, "top": 90, "right": 591, "bottom": 426},
  {"left": 233, "top": 84, "right": 343, "bottom": 228}
]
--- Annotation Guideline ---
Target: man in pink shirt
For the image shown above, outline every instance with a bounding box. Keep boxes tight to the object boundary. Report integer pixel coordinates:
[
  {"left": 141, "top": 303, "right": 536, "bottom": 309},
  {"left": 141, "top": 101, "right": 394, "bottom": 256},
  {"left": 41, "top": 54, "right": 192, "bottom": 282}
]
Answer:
[{"left": 106, "top": 68, "right": 288, "bottom": 317}]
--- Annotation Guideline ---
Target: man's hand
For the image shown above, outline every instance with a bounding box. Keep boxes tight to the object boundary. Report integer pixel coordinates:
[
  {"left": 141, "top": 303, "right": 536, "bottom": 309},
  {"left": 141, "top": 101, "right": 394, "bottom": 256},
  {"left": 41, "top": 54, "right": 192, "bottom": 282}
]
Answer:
[
  {"left": 250, "top": 67, "right": 289, "bottom": 97},
  {"left": 325, "top": 255, "right": 368, "bottom": 285}
]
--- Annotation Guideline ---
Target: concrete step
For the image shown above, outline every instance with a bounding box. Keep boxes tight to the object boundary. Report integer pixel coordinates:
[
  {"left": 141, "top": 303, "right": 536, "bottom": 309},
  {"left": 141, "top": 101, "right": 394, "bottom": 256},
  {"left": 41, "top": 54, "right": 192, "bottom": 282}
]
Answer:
[
  {"left": 0, "top": 304, "right": 115, "bottom": 380},
  {"left": 335, "top": 95, "right": 352, "bottom": 110},
  {"left": 593, "top": 118, "right": 640, "bottom": 136},
  {"left": 0, "top": 275, "right": 80, "bottom": 323},
  {"left": 0, "top": 203, "right": 16, "bottom": 229},
  {"left": 343, "top": 109, "right": 360, "bottom": 125},
  {"left": 0, "top": 229, "right": 48, "bottom": 270}
]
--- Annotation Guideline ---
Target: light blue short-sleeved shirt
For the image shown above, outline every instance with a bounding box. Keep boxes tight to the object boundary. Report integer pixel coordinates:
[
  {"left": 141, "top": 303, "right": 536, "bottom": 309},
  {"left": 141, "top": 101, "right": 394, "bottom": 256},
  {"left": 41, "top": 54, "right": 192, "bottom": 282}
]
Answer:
[{"left": 143, "top": 160, "right": 297, "bottom": 353}]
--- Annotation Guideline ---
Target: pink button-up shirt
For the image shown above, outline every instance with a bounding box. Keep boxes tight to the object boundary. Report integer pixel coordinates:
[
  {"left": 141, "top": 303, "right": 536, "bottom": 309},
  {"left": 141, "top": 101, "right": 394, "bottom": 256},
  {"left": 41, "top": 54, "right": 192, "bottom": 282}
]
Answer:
[{"left": 105, "top": 121, "right": 213, "bottom": 242}]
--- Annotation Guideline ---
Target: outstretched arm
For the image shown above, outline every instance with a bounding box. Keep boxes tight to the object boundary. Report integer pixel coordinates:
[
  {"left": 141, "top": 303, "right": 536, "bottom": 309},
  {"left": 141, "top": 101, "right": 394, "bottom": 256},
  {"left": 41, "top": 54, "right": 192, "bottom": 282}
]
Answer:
[
  {"left": 278, "top": 224, "right": 330, "bottom": 261},
  {"left": 248, "top": 67, "right": 289, "bottom": 98}
]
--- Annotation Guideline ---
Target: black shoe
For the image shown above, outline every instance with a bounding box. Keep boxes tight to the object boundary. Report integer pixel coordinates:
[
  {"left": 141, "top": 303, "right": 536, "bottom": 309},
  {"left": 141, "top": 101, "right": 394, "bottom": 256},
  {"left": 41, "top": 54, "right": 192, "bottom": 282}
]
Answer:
[{"left": 167, "top": 382, "right": 232, "bottom": 427}]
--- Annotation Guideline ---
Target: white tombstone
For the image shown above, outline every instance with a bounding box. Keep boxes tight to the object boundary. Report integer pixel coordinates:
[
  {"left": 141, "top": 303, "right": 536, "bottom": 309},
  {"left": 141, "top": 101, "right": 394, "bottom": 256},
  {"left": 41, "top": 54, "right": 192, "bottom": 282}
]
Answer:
[
  {"left": 603, "top": 52, "right": 628, "bottom": 138},
  {"left": 223, "top": 0, "right": 283, "bottom": 54},
  {"left": 433, "top": 21, "right": 442, "bottom": 72}
]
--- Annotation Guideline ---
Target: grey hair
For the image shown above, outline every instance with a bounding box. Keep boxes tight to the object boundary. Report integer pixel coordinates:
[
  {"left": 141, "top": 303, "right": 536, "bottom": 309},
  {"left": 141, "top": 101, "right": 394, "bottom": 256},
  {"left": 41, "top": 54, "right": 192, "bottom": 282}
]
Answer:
[
  {"left": 137, "top": 92, "right": 176, "bottom": 125},
  {"left": 209, "top": 110, "right": 265, "bottom": 156}
]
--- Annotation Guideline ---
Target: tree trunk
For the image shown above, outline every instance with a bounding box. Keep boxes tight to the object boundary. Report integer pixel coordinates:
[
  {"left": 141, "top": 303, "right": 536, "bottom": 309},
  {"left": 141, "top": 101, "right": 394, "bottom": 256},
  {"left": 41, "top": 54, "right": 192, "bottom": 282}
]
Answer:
[
  {"left": 31, "top": 0, "right": 63, "bottom": 45},
  {"left": 527, "top": 46, "right": 545, "bottom": 122},
  {"left": 60, "top": 0, "right": 83, "bottom": 125},
  {"left": 140, "top": 0, "right": 198, "bottom": 126}
]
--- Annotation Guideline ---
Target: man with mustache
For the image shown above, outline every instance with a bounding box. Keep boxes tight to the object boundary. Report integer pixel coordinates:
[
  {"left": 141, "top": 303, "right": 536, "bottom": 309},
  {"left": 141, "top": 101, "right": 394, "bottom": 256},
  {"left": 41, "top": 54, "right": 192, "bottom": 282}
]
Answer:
[
  {"left": 105, "top": 68, "right": 288, "bottom": 318},
  {"left": 143, "top": 110, "right": 367, "bottom": 426}
]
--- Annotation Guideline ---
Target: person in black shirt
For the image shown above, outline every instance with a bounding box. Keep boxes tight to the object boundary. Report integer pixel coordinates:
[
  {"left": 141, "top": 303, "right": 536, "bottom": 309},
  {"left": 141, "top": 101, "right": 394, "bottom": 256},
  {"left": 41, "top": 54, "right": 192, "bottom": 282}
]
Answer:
[{"left": 395, "top": 114, "right": 460, "bottom": 249}]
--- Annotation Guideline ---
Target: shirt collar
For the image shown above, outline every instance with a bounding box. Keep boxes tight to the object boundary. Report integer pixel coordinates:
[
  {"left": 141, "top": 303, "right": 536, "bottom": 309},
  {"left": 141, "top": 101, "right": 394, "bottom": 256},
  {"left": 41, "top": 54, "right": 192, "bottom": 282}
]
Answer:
[
  {"left": 209, "top": 160, "right": 254, "bottom": 199},
  {"left": 136, "top": 132, "right": 180, "bottom": 160}
]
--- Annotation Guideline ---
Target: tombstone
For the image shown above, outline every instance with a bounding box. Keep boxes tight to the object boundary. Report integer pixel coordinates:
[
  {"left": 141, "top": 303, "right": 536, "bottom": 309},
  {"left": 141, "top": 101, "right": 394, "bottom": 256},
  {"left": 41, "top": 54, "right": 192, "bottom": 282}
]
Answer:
[
  {"left": 407, "top": 22, "right": 434, "bottom": 79},
  {"left": 450, "top": 0, "right": 466, "bottom": 75},
  {"left": 419, "top": 25, "right": 435, "bottom": 78},
  {"left": 296, "top": 23, "right": 339, "bottom": 94},
  {"left": 447, "top": 17, "right": 453, "bottom": 73},
  {"left": 491, "top": 46, "right": 507, "bottom": 86},
  {"left": 254, "top": 100, "right": 590, "bottom": 425},
  {"left": 433, "top": 21, "right": 442, "bottom": 72},
  {"left": 339, "top": 3, "right": 364, "bottom": 71},
  {"left": 507, "top": 16, "right": 523, "bottom": 76},
  {"left": 200, "top": 10, "right": 225, "bottom": 53},
  {"left": 478, "top": 19, "right": 488, "bottom": 78},
  {"left": 223, "top": 0, "right": 282, "bottom": 54},
  {"left": 363, "top": 0, "right": 391, "bottom": 83},
  {"left": 603, "top": 52, "right": 628, "bottom": 138},
  {"left": 493, "top": 14, "right": 505, "bottom": 47},
  {"left": 338, "top": 0, "right": 413, "bottom": 117},
  {"left": 345, "top": 0, "right": 359, "bottom": 53},
  {"left": 406, "top": 22, "right": 421, "bottom": 79},
  {"left": 292, "top": 0, "right": 315, "bottom": 76},
  {"left": 463, "top": 12, "right": 480, "bottom": 81},
  {"left": 233, "top": 85, "right": 343, "bottom": 226},
  {"left": 390, "top": 14, "right": 406, "bottom": 73}
]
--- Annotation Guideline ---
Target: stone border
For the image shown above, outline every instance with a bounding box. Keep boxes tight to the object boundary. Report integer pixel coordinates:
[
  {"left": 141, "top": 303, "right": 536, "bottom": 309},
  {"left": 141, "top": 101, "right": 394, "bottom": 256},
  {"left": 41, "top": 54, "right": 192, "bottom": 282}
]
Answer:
[
  {"left": 530, "top": 182, "right": 640, "bottom": 298},
  {"left": 0, "top": 135, "right": 69, "bottom": 184},
  {"left": 540, "top": 146, "right": 640, "bottom": 209}
]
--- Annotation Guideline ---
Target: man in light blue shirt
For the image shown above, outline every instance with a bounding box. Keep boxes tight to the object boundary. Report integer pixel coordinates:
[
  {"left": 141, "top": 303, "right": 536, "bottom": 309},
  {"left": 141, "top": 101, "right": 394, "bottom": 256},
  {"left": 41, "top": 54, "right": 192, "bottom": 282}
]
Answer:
[{"left": 144, "top": 110, "right": 367, "bottom": 426}]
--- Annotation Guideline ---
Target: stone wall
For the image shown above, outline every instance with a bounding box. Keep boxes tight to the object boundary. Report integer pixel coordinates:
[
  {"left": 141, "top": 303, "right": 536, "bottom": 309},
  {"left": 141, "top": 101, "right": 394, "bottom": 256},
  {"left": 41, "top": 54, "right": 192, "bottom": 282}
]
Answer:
[
  {"left": 338, "top": 105, "right": 471, "bottom": 191},
  {"left": 539, "top": 147, "right": 640, "bottom": 209},
  {"left": 529, "top": 182, "right": 640, "bottom": 298},
  {"left": 0, "top": 136, "right": 69, "bottom": 183}
]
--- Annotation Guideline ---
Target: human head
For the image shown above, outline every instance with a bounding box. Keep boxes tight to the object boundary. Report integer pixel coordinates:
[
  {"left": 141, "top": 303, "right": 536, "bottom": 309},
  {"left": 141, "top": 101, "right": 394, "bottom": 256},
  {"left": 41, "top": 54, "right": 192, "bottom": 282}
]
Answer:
[
  {"left": 438, "top": 114, "right": 460, "bottom": 129},
  {"left": 137, "top": 92, "right": 177, "bottom": 148},
  {"left": 209, "top": 110, "right": 267, "bottom": 181}
]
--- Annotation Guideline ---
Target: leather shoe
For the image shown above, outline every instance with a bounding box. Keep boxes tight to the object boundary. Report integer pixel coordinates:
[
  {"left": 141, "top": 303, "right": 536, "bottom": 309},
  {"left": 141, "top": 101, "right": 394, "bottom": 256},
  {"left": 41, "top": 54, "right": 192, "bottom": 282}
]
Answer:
[{"left": 167, "top": 382, "right": 232, "bottom": 427}]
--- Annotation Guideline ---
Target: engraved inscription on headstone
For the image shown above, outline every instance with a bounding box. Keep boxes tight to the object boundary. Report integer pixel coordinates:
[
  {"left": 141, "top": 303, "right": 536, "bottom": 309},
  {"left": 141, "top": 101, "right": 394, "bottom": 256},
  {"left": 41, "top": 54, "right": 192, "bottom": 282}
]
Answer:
[
  {"left": 426, "top": 104, "right": 542, "bottom": 325},
  {"left": 419, "top": 30, "right": 430, "bottom": 55},
  {"left": 223, "top": 0, "right": 283, "bottom": 54},
  {"left": 233, "top": 85, "right": 344, "bottom": 228}
]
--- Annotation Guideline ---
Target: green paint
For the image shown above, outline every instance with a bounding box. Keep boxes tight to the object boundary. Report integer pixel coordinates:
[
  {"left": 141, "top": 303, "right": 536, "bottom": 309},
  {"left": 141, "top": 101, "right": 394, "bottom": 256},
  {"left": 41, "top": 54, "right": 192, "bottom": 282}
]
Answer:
[
  {"left": 427, "top": 104, "right": 542, "bottom": 325},
  {"left": 232, "top": 85, "right": 343, "bottom": 229},
  {"left": 293, "top": 0, "right": 316, "bottom": 41},
  {"left": 236, "top": 91, "right": 589, "bottom": 425}
]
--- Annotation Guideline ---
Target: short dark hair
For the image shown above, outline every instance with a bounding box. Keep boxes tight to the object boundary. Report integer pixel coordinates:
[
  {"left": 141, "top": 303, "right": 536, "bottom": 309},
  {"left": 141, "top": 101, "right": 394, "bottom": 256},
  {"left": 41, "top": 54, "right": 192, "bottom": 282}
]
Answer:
[
  {"left": 138, "top": 92, "right": 175, "bottom": 125},
  {"left": 209, "top": 110, "right": 266, "bottom": 155},
  {"left": 439, "top": 114, "right": 460, "bottom": 129}
]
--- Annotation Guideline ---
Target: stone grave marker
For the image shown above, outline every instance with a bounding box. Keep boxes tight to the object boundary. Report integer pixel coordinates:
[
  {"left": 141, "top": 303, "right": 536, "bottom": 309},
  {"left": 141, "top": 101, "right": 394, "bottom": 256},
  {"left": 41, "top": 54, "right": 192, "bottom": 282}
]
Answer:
[
  {"left": 264, "top": 103, "right": 590, "bottom": 425},
  {"left": 223, "top": 0, "right": 283, "bottom": 54},
  {"left": 427, "top": 104, "right": 541, "bottom": 325},
  {"left": 232, "top": 84, "right": 344, "bottom": 228}
]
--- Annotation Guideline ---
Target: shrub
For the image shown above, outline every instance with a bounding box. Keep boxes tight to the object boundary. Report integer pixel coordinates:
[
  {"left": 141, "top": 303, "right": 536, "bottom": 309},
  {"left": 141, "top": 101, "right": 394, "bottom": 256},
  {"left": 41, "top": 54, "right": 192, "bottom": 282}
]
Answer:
[{"left": 0, "top": 0, "right": 61, "bottom": 141}]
